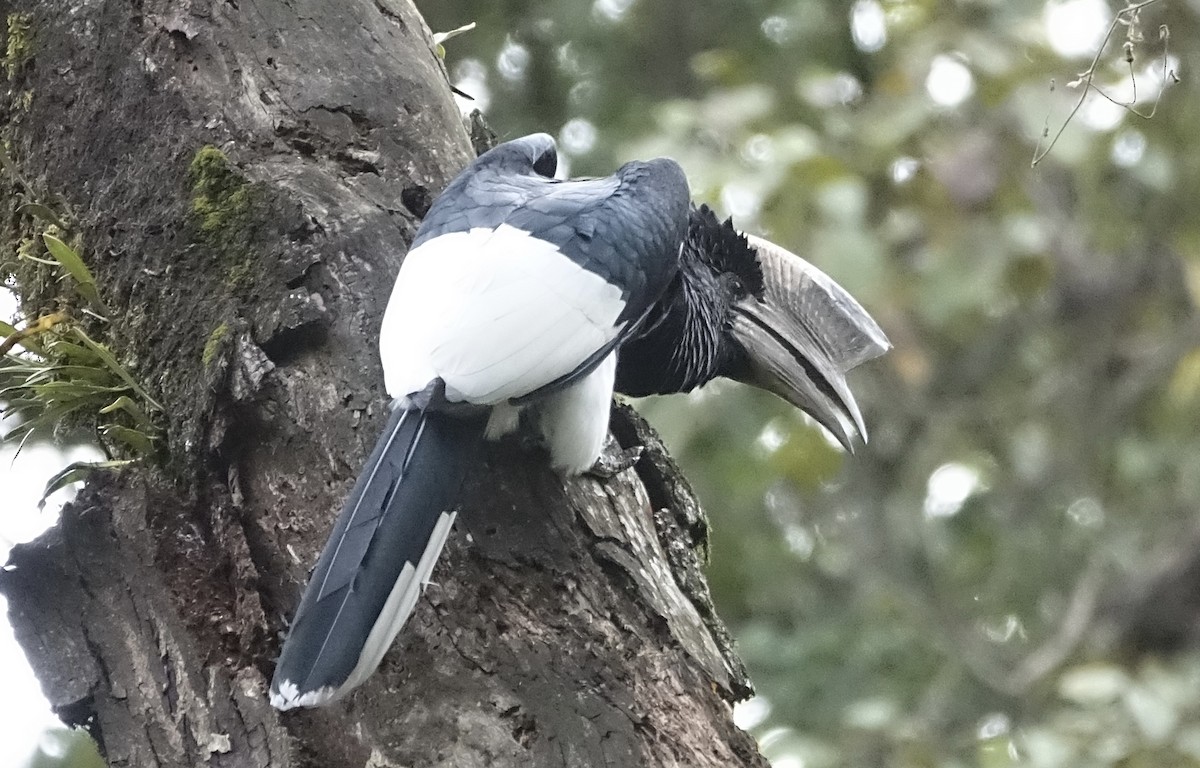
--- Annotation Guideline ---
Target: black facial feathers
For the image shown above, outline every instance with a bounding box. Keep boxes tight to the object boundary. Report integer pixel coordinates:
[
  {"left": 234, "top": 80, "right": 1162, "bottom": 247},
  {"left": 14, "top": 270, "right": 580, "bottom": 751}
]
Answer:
[
  {"left": 685, "top": 204, "right": 764, "bottom": 301},
  {"left": 532, "top": 146, "right": 558, "bottom": 178},
  {"left": 614, "top": 204, "right": 766, "bottom": 397}
]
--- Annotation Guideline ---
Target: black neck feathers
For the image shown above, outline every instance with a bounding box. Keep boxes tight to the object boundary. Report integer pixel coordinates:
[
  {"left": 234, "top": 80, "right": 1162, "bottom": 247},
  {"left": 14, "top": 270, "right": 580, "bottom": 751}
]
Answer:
[{"left": 615, "top": 205, "right": 761, "bottom": 397}]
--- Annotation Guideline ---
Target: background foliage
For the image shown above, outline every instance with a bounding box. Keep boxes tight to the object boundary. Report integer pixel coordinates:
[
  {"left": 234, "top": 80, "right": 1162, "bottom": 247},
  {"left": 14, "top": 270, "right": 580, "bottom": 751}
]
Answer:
[{"left": 419, "top": 0, "right": 1200, "bottom": 765}]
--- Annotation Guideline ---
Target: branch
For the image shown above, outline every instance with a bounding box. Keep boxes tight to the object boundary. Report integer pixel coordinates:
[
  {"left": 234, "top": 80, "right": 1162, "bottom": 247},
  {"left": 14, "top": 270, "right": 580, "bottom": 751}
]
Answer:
[{"left": 1032, "top": 0, "right": 1178, "bottom": 166}]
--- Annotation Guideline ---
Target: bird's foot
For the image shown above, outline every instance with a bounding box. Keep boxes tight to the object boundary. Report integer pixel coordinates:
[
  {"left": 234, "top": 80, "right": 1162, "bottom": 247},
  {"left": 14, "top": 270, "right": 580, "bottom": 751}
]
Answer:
[{"left": 586, "top": 445, "right": 644, "bottom": 480}]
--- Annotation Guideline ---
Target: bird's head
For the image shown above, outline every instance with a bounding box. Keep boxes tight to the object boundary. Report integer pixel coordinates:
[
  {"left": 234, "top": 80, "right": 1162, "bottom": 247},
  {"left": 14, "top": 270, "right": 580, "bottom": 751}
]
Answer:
[
  {"left": 475, "top": 132, "right": 559, "bottom": 178},
  {"left": 687, "top": 207, "right": 891, "bottom": 451},
  {"left": 683, "top": 204, "right": 765, "bottom": 309}
]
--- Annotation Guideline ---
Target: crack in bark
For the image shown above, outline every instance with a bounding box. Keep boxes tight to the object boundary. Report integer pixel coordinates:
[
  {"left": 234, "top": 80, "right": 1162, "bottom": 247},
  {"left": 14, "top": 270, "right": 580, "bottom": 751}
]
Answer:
[
  {"left": 372, "top": 0, "right": 409, "bottom": 30},
  {"left": 299, "top": 103, "right": 371, "bottom": 130}
]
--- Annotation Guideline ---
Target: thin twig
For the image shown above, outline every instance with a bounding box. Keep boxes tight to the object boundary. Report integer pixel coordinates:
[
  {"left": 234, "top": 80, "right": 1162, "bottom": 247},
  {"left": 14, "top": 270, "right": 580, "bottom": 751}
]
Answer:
[
  {"left": 1032, "top": 0, "right": 1175, "bottom": 166},
  {"left": 1089, "top": 24, "right": 1175, "bottom": 118}
]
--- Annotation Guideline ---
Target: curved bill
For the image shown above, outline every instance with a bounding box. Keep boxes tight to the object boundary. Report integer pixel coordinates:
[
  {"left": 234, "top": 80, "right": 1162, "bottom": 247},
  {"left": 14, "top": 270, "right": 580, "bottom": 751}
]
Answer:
[{"left": 729, "top": 234, "right": 891, "bottom": 451}]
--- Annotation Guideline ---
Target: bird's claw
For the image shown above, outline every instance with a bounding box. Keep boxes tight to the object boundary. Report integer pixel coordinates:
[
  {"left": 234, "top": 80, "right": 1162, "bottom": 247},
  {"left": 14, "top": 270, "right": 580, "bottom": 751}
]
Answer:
[{"left": 586, "top": 445, "right": 644, "bottom": 480}]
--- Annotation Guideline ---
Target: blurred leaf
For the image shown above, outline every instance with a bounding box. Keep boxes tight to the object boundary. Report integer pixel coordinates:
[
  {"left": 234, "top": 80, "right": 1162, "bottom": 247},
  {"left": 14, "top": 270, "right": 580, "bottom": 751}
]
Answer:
[
  {"left": 1059, "top": 664, "right": 1131, "bottom": 706},
  {"left": 1006, "top": 254, "right": 1054, "bottom": 300},
  {"left": 978, "top": 735, "right": 1019, "bottom": 768},
  {"left": 768, "top": 423, "right": 843, "bottom": 491},
  {"left": 25, "top": 726, "right": 105, "bottom": 768},
  {"left": 1167, "top": 348, "right": 1200, "bottom": 409}
]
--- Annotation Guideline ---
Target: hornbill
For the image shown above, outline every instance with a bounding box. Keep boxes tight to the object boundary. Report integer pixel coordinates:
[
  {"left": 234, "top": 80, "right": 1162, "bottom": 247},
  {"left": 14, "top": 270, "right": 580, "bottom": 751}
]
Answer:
[{"left": 269, "top": 134, "right": 888, "bottom": 710}]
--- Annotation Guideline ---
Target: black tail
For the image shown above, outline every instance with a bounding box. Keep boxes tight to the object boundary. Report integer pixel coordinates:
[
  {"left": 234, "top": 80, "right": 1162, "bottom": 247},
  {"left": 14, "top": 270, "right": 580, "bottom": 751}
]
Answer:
[{"left": 270, "top": 405, "right": 485, "bottom": 710}]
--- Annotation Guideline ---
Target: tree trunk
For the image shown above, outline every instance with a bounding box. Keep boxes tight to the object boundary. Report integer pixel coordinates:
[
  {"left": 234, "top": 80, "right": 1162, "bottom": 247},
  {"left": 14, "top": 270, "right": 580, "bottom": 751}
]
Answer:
[{"left": 0, "top": 1, "right": 765, "bottom": 766}]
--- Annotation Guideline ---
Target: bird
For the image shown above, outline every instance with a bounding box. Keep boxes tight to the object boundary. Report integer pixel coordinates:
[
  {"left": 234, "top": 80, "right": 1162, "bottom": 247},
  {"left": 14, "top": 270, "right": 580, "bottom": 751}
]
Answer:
[
  {"left": 269, "top": 133, "right": 890, "bottom": 710},
  {"left": 270, "top": 133, "right": 691, "bottom": 709},
  {"left": 615, "top": 204, "right": 890, "bottom": 449}
]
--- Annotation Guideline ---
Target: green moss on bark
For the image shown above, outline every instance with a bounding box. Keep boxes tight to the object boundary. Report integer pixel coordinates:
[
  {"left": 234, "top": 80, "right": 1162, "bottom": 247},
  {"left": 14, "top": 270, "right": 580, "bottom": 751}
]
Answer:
[
  {"left": 202, "top": 322, "right": 229, "bottom": 368},
  {"left": 189, "top": 147, "right": 253, "bottom": 234},
  {"left": 4, "top": 13, "right": 34, "bottom": 79},
  {"left": 187, "top": 146, "right": 268, "bottom": 291}
]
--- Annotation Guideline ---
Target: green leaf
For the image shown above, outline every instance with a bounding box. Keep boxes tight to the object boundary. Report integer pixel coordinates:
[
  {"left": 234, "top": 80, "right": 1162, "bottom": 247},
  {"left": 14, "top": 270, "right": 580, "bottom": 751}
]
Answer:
[
  {"left": 38, "top": 459, "right": 133, "bottom": 510},
  {"left": 3, "top": 397, "right": 92, "bottom": 441},
  {"left": 99, "top": 395, "right": 155, "bottom": 430},
  {"left": 19, "top": 402, "right": 86, "bottom": 430},
  {"left": 99, "top": 424, "right": 155, "bottom": 455},
  {"left": 17, "top": 202, "right": 68, "bottom": 230},
  {"left": 27, "top": 380, "right": 124, "bottom": 401},
  {"left": 23, "top": 364, "right": 114, "bottom": 385},
  {"left": 42, "top": 233, "right": 106, "bottom": 313},
  {"left": 69, "top": 327, "right": 162, "bottom": 410},
  {"left": 0, "top": 396, "right": 40, "bottom": 409},
  {"left": 45, "top": 338, "right": 102, "bottom": 365}
]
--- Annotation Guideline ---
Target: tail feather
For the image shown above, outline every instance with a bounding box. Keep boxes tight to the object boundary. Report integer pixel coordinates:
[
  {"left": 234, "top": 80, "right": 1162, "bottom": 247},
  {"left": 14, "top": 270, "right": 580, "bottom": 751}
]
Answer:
[{"left": 270, "top": 406, "right": 485, "bottom": 710}]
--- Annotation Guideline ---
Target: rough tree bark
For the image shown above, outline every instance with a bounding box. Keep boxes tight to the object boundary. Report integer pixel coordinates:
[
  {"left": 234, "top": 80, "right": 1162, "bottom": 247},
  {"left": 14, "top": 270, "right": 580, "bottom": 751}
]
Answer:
[{"left": 0, "top": 1, "right": 766, "bottom": 766}]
